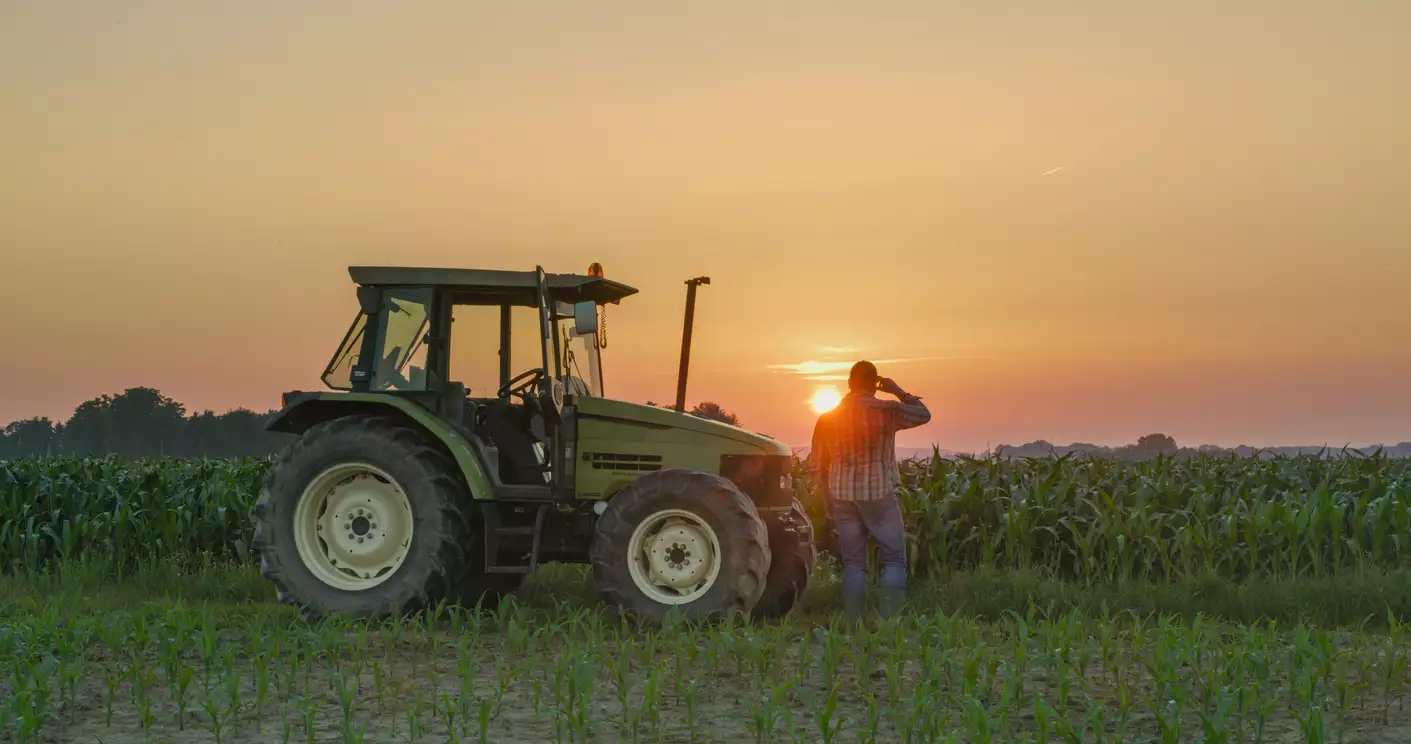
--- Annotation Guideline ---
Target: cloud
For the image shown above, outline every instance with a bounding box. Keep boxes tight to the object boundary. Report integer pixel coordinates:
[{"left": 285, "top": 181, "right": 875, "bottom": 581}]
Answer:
[
  {"left": 766, "top": 360, "right": 854, "bottom": 375},
  {"left": 1039, "top": 166, "right": 1065, "bottom": 177},
  {"left": 873, "top": 356, "right": 957, "bottom": 365},
  {"left": 767, "top": 356, "right": 958, "bottom": 376}
]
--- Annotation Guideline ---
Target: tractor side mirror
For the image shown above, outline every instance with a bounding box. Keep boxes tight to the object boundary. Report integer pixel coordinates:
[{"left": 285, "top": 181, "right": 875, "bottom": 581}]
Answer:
[{"left": 573, "top": 301, "right": 598, "bottom": 335}]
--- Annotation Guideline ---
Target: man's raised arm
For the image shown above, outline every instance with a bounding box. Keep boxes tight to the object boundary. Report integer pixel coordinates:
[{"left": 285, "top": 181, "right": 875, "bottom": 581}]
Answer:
[{"left": 878, "top": 377, "right": 931, "bottom": 431}]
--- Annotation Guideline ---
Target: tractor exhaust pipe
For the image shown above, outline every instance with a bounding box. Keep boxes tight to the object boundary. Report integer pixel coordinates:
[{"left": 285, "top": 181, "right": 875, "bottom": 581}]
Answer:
[{"left": 675, "top": 276, "right": 710, "bottom": 412}]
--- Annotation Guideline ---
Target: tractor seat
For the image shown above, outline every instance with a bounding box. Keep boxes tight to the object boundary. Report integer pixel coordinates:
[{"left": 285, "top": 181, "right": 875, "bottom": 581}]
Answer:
[
  {"left": 443, "top": 381, "right": 468, "bottom": 427},
  {"left": 482, "top": 399, "right": 550, "bottom": 485}
]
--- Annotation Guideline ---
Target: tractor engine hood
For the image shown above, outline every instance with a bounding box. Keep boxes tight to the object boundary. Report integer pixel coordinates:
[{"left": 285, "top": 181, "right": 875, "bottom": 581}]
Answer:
[{"left": 573, "top": 397, "right": 791, "bottom": 457}]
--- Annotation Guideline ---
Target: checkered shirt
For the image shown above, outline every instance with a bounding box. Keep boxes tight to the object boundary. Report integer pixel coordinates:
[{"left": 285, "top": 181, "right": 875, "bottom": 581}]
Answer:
[{"left": 809, "top": 391, "right": 931, "bottom": 502}]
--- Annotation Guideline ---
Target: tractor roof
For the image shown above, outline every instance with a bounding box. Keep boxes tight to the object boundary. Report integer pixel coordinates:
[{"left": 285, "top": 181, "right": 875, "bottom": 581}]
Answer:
[{"left": 348, "top": 266, "right": 638, "bottom": 305}]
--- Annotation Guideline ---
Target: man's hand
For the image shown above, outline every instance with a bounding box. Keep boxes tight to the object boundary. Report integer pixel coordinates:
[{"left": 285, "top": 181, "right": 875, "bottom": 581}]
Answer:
[{"left": 877, "top": 376, "right": 907, "bottom": 398}]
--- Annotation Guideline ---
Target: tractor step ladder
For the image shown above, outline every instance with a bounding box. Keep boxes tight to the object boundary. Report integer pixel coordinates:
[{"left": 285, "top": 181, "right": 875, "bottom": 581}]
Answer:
[{"left": 479, "top": 503, "right": 549, "bottom": 575}]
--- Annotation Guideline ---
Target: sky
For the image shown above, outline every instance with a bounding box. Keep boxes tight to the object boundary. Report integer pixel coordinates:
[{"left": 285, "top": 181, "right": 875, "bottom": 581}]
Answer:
[{"left": 2, "top": 1, "right": 1409, "bottom": 452}]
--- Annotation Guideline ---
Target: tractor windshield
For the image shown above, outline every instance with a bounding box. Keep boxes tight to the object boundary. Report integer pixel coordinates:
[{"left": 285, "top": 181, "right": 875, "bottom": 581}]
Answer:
[{"left": 322, "top": 313, "right": 367, "bottom": 390}]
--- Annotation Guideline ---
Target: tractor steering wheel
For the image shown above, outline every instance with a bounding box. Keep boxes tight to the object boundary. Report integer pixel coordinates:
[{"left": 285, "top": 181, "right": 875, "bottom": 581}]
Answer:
[{"left": 498, "top": 368, "right": 547, "bottom": 402}]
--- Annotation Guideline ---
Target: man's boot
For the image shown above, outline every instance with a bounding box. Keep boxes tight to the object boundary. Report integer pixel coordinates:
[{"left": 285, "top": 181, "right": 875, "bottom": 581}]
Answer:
[
  {"left": 879, "top": 587, "right": 905, "bottom": 619},
  {"left": 843, "top": 591, "right": 866, "bottom": 623}
]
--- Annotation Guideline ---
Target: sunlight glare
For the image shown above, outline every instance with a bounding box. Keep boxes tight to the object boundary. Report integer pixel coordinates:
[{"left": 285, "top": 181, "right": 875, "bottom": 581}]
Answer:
[{"left": 810, "top": 386, "right": 842, "bottom": 414}]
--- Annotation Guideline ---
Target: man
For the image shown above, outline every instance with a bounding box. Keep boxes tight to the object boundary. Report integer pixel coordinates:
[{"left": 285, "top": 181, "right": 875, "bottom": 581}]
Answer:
[{"left": 810, "top": 361, "right": 931, "bottom": 619}]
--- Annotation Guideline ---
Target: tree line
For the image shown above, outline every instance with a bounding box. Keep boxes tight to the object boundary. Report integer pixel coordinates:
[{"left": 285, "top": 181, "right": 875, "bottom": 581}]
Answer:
[
  {"left": 0, "top": 388, "right": 745, "bottom": 460},
  {"left": 0, "top": 388, "right": 290, "bottom": 459},
  {"left": 996, "top": 433, "right": 1411, "bottom": 460}
]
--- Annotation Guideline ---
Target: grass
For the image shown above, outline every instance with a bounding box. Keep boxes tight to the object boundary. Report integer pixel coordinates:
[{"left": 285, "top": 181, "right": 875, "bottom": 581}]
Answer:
[{"left": 5, "top": 558, "right": 1411, "bottom": 742}]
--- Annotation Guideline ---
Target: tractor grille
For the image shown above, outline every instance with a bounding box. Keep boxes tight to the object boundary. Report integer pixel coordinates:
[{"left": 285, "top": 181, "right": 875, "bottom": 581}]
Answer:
[
  {"left": 586, "top": 453, "right": 663, "bottom": 472},
  {"left": 720, "top": 454, "right": 794, "bottom": 508}
]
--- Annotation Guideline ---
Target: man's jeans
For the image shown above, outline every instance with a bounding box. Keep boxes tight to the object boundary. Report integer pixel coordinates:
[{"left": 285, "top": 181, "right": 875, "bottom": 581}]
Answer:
[{"left": 829, "top": 493, "right": 908, "bottom": 607}]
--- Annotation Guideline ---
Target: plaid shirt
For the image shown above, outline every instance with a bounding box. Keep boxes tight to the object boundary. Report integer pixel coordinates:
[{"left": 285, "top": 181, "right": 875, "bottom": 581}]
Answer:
[{"left": 810, "top": 391, "right": 931, "bottom": 501}]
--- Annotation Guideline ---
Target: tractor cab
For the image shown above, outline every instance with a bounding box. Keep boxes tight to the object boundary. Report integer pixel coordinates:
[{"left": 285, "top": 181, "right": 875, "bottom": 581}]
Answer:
[{"left": 316, "top": 265, "right": 635, "bottom": 494}]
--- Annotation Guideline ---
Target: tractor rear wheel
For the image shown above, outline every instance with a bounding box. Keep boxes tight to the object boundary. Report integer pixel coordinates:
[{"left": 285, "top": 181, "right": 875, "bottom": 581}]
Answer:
[
  {"left": 752, "top": 498, "right": 817, "bottom": 619},
  {"left": 251, "top": 415, "right": 471, "bottom": 619},
  {"left": 590, "top": 469, "right": 770, "bottom": 622}
]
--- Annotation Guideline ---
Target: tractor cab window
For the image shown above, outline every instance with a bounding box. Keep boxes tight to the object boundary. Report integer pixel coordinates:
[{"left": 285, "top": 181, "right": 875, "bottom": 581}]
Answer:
[
  {"left": 449, "top": 304, "right": 552, "bottom": 399},
  {"left": 557, "top": 318, "right": 602, "bottom": 397},
  {"left": 370, "top": 288, "right": 432, "bottom": 392}
]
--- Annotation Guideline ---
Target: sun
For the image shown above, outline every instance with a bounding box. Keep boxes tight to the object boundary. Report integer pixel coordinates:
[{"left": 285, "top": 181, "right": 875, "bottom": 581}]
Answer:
[{"left": 810, "top": 386, "right": 842, "bottom": 414}]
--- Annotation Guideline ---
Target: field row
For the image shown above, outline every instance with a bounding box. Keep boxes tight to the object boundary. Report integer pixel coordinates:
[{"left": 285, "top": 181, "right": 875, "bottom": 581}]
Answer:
[{"left": 6, "top": 588, "right": 1411, "bottom": 743}]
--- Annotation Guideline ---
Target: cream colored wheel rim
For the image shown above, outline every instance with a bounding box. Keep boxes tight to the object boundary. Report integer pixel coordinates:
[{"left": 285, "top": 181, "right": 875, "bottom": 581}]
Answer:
[
  {"left": 292, "top": 462, "right": 414, "bottom": 590},
  {"left": 626, "top": 508, "right": 722, "bottom": 605}
]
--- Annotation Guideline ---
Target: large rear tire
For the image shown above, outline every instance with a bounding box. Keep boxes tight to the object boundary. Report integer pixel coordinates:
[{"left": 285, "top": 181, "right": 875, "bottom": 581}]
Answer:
[
  {"left": 251, "top": 415, "right": 471, "bottom": 619},
  {"left": 752, "top": 498, "right": 817, "bottom": 619},
  {"left": 590, "top": 469, "right": 770, "bottom": 623}
]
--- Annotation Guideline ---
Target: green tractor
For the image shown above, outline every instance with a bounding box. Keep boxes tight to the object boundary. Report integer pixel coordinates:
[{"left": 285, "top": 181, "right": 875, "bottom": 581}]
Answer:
[{"left": 252, "top": 265, "right": 815, "bottom": 622}]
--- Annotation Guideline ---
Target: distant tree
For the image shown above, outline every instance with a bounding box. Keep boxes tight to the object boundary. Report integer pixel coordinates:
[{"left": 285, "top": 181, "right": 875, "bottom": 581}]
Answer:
[
  {"left": 643, "top": 400, "right": 741, "bottom": 426},
  {"left": 996, "top": 440, "right": 1055, "bottom": 458},
  {"left": 62, "top": 396, "right": 121, "bottom": 456},
  {"left": 1134, "top": 433, "right": 1178, "bottom": 456},
  {"left": 63, "top": 387, "right": 189, "bottom": 456},
  {"left": 0, "top": 417, "right": 62, "bottom": 458},
  {"left": 186, "top": 408, "right": 289, "bottom": 458},
  {"left": 688, "top": 402, "right": 740, "bottom": 426}
]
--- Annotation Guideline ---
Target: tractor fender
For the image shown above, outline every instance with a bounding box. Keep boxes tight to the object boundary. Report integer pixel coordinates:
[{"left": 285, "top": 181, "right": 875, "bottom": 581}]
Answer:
[{"left": 265, "top": 392, "right": 495, "bottom": 501}]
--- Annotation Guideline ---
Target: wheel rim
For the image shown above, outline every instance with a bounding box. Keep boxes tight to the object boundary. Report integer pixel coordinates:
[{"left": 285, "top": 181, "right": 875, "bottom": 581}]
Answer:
[
  {"left": 292, "top": 462, "right": 414, "bottom": 590},
  {"left": 626, "top": 508, "right": 722, "bottom": 605}
]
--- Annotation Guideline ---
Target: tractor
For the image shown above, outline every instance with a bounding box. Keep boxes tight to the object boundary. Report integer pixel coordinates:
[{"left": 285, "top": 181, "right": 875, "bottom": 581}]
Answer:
[{"left": 251, "top": 265, "right": 815, "bottom": 622}]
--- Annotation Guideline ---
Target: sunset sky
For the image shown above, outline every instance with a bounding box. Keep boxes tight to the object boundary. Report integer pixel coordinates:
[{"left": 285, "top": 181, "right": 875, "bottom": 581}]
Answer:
[{"left": 2, "top": 2, "right": 1408, "bottom": 452}]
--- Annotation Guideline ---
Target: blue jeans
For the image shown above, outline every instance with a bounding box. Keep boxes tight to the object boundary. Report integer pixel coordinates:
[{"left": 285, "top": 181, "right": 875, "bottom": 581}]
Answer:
[{"left": 829, "top": 494, "right": 908, "bottom": 602}]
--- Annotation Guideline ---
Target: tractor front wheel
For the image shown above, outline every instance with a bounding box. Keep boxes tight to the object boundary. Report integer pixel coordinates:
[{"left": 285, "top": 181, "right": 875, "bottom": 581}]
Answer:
[
  {"left": 590, "top": 469, "right": 770, "bottom": 623},
  {"left": 251, "top": 416, "right": 471, "bottom": 619}
]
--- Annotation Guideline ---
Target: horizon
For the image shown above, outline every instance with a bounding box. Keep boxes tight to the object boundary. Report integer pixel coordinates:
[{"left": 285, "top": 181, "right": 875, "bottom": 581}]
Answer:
[
  {"left": 2, "top": 2, "right": 1409, "bottom": 451},
  {"left": 4, "top": 385, "right": 1406, "bottom": 455}
]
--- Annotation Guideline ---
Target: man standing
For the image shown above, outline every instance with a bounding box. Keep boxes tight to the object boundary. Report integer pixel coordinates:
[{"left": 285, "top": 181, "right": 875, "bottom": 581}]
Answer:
[{"left": 810, "top": 361, "right": 931, "bottom": 619}]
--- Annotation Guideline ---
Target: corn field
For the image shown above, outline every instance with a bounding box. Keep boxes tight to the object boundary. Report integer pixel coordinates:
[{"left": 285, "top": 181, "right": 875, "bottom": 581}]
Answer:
[
  {"left": 2, "top": 452, "right": 1409, "bottom": 582},
  {"left": 0, "top": 457, "right": 266, "bottom": 572},
  {"left": 803, "top": 451, "right": 1411, "bottom": 584}
]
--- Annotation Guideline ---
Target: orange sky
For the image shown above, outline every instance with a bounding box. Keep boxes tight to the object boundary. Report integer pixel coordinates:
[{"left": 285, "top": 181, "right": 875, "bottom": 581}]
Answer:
[{"left": 2, "top": 2, "right": 1409, "bottom": 451}]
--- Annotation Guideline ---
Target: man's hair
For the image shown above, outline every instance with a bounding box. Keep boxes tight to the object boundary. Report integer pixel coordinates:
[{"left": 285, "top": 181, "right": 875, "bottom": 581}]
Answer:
[{"left": 848, "top": 360, "right": 878, "bottom": 392}]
